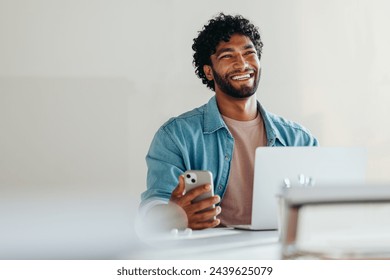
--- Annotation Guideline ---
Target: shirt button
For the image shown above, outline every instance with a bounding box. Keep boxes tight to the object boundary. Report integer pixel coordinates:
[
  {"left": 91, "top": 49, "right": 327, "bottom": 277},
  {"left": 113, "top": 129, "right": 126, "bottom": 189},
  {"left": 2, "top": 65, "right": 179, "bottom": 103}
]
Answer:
[
  {"left": 225, "top": 155, "right": 229, "bottom": 161},
  {"left": 218, "top": 185, "right": 223, "bottom": 190}
]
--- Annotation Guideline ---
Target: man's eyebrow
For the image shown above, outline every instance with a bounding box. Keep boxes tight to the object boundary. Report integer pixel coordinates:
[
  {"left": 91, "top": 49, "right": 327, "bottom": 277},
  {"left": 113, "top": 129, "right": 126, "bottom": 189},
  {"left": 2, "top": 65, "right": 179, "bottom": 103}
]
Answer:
[
  {"left": 243, "top": 44, "right": 255, "bottom": 50},
  {"left": 214, "top": 44, "right": 256, "bottom": 56},
  {"left": 214, "top": 47, "right": 234, "bottom": 56}
]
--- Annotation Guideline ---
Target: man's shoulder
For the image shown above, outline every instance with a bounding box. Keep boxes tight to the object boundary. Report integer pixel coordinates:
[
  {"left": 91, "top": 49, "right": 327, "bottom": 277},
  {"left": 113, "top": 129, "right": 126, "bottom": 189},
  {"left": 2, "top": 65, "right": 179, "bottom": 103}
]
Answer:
[
  {"left": 262, "top": 108, "right": 318, "bottom": 146},
  {"left": 267, "top": 111, "right": 311, "bottom": 134},
  {"left": 160, "top": 103, "right": 207, "bottom": 131}
]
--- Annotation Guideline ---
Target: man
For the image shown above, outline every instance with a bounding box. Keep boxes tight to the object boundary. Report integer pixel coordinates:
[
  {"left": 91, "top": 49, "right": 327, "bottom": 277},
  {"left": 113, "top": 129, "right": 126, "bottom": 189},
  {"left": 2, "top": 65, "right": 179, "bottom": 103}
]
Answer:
[{"left": 141, "top": 13, "right": 318, "bottom": 230}]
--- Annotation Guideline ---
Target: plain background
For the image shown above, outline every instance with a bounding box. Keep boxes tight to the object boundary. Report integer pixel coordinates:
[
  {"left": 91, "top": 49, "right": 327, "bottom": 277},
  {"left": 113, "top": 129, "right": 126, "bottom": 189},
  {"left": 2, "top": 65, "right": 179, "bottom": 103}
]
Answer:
[{"left": 1, "top": 0, "right": 390, "bottom": 215}]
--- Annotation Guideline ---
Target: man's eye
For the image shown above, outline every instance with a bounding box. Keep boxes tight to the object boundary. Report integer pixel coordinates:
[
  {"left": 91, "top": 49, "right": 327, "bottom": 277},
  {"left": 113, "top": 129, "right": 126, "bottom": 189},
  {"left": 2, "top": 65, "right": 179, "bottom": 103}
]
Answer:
[
  {"left": 245, "top": 50, "right": 256, "bottom": 55},
  {"left": 220, "top": 54, "right": 232, "bottom": 59}
]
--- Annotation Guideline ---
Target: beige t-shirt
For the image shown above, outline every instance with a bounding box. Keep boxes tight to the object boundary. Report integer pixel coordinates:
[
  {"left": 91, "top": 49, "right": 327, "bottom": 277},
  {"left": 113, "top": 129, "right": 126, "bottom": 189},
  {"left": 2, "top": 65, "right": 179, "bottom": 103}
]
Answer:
[{"left": 219, "top": 113, "right": 267, "bottom": 226}]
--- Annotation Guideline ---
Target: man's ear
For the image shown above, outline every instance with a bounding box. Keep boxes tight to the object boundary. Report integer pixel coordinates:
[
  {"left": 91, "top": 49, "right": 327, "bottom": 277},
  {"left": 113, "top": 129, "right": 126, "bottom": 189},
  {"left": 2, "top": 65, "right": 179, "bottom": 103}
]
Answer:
[{"left": 203, "top": 65, "right": 214, "bottom": 81}]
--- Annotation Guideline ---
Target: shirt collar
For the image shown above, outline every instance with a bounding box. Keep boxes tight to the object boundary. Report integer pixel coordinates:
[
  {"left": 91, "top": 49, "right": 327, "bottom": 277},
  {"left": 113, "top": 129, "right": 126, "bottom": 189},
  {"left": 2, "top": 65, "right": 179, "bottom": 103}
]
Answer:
[
  {"left": 203, "top": 96, "right": 227, "bottom": 134},
  {"left": 203, "top": 96, "right": 287, "bottom": 146},
  {"left": 258, "top": 102, "right": 286, "bottom": 146}
]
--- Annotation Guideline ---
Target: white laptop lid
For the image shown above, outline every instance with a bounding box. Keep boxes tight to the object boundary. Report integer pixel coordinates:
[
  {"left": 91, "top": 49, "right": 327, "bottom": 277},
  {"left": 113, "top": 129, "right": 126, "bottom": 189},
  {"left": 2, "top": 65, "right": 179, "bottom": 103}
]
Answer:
[{"left": 246, "top": 147, "right": 367, "bottom": 230}]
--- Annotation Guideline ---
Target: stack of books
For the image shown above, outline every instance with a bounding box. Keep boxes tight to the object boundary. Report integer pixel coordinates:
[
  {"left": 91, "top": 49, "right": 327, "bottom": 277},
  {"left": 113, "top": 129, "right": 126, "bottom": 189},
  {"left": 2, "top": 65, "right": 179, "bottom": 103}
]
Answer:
[{"left": 279, "top": 185, "right": 390, "bottom": 259}]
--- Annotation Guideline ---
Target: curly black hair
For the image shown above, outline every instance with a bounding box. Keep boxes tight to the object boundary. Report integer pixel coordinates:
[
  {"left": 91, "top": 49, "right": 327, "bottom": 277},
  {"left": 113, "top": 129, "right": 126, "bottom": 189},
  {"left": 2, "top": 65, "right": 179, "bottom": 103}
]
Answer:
[{"left": 192, "top": 13, "right": 263, "bottom": 91}]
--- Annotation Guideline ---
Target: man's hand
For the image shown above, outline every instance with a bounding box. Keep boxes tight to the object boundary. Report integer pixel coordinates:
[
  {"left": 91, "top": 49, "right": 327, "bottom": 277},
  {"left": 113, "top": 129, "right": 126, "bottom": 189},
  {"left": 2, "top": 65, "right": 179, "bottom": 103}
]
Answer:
[{"left": 170, "top": 175, "right": 221, "bottom": 230}]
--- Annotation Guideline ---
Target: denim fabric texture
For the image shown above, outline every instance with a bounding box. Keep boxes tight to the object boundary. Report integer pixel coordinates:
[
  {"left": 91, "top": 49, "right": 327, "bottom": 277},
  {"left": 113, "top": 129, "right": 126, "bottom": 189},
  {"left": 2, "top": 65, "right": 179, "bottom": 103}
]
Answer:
[{"left": 141, "top": 96, "right": 318, "bottom": 205}]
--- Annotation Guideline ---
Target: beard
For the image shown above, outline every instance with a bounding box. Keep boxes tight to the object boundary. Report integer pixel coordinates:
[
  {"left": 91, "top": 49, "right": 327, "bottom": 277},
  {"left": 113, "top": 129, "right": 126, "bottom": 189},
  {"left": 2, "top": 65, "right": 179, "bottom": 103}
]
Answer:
[{"left": 212, "top": 67, "right": 261, "bottom": 99}]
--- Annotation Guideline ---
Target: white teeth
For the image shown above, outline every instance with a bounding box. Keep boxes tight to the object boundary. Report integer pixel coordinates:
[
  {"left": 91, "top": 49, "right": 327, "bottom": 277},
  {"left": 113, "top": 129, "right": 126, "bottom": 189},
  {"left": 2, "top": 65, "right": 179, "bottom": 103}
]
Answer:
[{"left": 232, "top": 74, "right": 251, "bottom": 80}]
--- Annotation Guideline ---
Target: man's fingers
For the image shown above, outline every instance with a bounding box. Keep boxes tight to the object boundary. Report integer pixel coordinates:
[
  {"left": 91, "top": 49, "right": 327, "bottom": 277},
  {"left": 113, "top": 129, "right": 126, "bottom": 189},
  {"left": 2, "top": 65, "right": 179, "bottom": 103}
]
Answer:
[
  {"left": 192, "top": 206, "right": 221, "bottom": 222},
  {"left": 171, "top": 175, "right": 185, "bottom": 198},
  {"left": 189, "top": 218, "right": 221, "bottom": 230},
  {"left": 185, "top": 195, "right": 220, "bottom": 214},
  {"left": 172, "top": 182, "right": 214, "bottom": 206},
  {"left": 170, "top": 173, "right": 221, "bottom": 230},
  {"left": 184, "top": 183, "right": 213, "bottom": 202}
]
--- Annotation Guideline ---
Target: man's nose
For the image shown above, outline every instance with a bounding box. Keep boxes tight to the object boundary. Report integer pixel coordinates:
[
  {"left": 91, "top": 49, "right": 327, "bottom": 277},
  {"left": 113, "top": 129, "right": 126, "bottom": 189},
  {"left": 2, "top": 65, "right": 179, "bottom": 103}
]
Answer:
[{"left": 232, "top": 54, "right": 248, "bottom": 70}]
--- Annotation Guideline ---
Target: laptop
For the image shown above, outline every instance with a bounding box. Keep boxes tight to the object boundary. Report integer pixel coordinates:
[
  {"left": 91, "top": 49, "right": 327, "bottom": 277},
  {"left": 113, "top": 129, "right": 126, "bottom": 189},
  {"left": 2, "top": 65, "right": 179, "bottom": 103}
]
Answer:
[{"left": 230, "top": 147, "right": 367, "bottom": 230}]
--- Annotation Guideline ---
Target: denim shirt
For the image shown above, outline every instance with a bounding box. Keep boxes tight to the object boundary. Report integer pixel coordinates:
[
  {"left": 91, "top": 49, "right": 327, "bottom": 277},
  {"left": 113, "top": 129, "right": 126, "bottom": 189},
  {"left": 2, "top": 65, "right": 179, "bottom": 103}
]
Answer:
[{"left": 141, "top": 96, "right": 318, "bottom": 206}]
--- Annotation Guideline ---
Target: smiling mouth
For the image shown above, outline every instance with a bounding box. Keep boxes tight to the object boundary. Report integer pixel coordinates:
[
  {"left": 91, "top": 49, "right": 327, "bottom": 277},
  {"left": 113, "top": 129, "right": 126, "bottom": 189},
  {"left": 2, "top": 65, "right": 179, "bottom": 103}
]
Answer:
[{"left": 231, "top": 72, "right": 254, "bottom": 81}]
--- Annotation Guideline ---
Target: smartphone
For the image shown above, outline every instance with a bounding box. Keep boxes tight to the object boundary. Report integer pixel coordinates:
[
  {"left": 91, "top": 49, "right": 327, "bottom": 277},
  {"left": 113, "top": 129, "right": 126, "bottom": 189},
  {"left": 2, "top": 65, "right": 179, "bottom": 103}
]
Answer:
[{"left": 183, "top": 170, "right": 215, "bottom": 209}]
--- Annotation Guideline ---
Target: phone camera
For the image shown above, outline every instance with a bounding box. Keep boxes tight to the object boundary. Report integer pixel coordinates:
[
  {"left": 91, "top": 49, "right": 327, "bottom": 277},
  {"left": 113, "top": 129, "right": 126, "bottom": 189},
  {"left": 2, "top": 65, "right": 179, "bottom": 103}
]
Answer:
[{"left": 185, "top": 172, "right": 198, "bottom": 185}]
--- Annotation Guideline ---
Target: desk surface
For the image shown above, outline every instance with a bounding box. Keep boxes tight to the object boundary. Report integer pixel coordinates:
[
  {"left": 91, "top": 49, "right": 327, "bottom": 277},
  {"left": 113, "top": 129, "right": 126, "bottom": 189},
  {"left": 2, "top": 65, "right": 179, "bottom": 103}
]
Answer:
[{"left": 132, "top": 228, "right": 281, "bottom": 259}]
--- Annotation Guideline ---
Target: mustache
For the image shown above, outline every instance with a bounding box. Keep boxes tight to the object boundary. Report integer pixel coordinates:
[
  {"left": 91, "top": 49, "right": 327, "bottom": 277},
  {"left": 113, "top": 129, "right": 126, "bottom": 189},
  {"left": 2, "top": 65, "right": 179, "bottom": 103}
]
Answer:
[{"left": 226, "top": 68, "right": 256, "bottom": 77}]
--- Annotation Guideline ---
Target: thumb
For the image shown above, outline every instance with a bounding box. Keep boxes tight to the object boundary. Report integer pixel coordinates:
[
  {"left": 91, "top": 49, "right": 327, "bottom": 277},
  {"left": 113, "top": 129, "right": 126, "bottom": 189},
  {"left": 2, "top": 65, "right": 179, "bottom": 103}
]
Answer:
[{"left": 171, "top": 175, "right": 186, "bottom": 198}]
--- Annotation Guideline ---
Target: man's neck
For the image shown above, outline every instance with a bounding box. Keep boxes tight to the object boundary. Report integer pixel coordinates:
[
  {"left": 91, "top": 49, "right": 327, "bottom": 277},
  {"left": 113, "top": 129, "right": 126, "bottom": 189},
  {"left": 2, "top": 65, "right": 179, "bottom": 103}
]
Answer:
[{"left": 215, "top": 93, "right": 258, "bottom": 121}]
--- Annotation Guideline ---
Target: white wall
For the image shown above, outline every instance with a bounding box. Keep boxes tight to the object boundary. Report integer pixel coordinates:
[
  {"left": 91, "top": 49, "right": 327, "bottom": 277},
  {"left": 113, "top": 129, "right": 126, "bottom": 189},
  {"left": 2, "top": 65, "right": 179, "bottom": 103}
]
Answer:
[{"left": 1, "top": 0, "right": 390, "bottom": 207}]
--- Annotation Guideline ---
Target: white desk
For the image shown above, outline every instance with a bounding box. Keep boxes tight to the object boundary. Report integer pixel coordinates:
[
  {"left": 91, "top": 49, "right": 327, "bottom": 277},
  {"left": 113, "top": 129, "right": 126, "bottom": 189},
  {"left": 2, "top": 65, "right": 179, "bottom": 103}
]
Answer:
[{"left": 132, "top": 228, "right": 281, "bottom": 259}]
